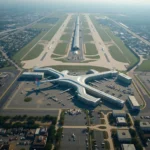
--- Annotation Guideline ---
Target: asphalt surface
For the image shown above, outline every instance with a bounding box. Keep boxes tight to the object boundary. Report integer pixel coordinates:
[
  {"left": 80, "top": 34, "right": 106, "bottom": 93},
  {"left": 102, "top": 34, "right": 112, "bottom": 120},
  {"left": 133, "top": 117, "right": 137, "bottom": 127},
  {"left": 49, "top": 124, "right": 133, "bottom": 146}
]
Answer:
[
  {"left": 60, "top": 128, "right": 88, "bottom": 150},
  {"left": 0, "top": 109, "right": 58, "bottom": 116},
  {"left": 64, "top": 112, "right": 87, "bottom": 126},
  {"left": 0, "top": 69, "right": 20, "bottom": 108},
  {"left": 94, "top": 130, "right": 104, "bottom": 150}
]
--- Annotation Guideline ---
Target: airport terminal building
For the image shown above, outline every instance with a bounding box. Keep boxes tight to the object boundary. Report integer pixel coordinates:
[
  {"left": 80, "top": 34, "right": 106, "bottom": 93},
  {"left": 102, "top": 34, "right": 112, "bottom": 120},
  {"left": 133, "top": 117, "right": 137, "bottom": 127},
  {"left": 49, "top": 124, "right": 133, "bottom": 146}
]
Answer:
[{"left": 31, "top": 67, "right": 126, "bottom": 108}]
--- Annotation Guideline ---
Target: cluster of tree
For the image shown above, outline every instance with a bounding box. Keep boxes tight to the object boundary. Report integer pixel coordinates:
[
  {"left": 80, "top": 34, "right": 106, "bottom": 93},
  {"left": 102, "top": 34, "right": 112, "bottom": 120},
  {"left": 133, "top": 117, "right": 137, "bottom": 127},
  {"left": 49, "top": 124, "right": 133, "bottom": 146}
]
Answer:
[
  {"left": 0, "top": 115, "right": 57, "bottom": 128},
  {"left": 59, "top": 111, "right": 65, "bottom": 126},
  {"left": 54, "top": 128, "right": 63, "bottom": 150},
  {"left": 45, "top": 125, "right": 56, "bottom": 150},
  {"left": 107, "top": 113, "right": 116, "bottom": 125},
  {"left": 126, "top": 114, "right": 132, "bottom": 126}
]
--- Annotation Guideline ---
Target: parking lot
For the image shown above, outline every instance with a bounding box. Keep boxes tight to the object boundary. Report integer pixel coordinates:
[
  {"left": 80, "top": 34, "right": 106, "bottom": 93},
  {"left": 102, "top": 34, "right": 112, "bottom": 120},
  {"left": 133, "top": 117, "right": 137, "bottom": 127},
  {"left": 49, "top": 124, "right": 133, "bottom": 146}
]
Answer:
[
  {"left": 90, "top": 111, "right": 101, "bottom": 125},
  {"left": 64, "top": 110, "right": 87, "bottom": 126},
  {"left": 93, "top": 130, "right": 104, "bottom": 150},
  {"left": 60, "top": 128, "right": 88, "bottom": 150},
  {"left": 87, "top": 76, "right": 142, "bottom": 109},
  {"left": 0, "top": 131, "right": 31, "bottom": 150},
  {"left": 6, "top": 81, "right": 80, "bottom": 109}
]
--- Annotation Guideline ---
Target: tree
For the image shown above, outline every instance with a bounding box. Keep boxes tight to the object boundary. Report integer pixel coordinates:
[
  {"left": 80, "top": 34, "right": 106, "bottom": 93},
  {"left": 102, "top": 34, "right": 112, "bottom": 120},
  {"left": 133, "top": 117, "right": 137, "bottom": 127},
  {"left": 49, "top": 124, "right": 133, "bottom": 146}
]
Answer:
[
  {"left": 134, "top": 120, "right": 140, "bottom": 127},
  {"left": 129, "top": 128, "right": 136, "bottom": 137}
]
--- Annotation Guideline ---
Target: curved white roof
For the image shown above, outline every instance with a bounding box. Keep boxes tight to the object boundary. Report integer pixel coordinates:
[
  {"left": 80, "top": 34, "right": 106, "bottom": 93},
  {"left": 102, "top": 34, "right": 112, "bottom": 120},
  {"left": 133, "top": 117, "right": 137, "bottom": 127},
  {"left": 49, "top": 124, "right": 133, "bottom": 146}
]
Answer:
[{"left": 34, "top": 67, "right": 125, "bottom": 107}]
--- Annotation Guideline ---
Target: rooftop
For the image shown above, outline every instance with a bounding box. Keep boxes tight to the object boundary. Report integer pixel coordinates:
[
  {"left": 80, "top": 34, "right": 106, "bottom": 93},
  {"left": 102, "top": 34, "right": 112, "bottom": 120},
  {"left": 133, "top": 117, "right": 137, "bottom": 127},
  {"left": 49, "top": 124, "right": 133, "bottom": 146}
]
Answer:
[
  {"left": 113, "top": 110, "right": 126, "bottom": 114},
  {"left": 122, "top": 144, "right": 136, "bottom": 150},
  {"left": 116, "top": 117, "right": 126, "bottom": 123},
  {"left": 118, "top": 73, "right": 132, "bottom": 80},
  {"left": 128, "top": 96, "right": 140, "bottom": 107},
  {"left": 140, "top": 122, "right": 150, "bottom": 128},
  {"left": 117, "top": 130, "right": 131, "bottom": 139},
  {"left": 22, "top": 72, "right": 44, "bottom": 75}
]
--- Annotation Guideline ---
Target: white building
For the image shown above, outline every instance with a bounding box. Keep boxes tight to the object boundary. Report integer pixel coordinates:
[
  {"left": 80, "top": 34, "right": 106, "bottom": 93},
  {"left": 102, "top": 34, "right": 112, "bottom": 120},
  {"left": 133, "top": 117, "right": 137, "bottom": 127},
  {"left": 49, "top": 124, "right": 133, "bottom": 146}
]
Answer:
[
  {"left": 117, "top": 73, "right": 132, "bottom": 84},
  {"left": 112, "top": 110, "right": 126, "bottom": 117},
  {"left": 117, "top": 130, "right": 131, "bottom": 142},
  {"left": 21, "top": 72, "right": 44, "bottom": 80},
  {"left": 116, "top": 117, "right": 127, "bottom": 126},
  {"left": 140, "top": 122, "right": 150, "bottom": 131},
  {"left": 121, "top": 144, "right": 136, "bottom": 150},
  {"left": 128, "top": 96, "right": 140, "bottom": 110},
  {"left": 34, "top": 67, "right": 125, "bottom": 108}
]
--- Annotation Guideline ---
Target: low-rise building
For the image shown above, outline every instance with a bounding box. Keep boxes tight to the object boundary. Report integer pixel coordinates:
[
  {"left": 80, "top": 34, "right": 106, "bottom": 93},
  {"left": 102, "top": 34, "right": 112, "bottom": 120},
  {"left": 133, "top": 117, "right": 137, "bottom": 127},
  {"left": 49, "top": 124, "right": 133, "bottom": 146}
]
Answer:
[
  {"left": 128, "top": 96, "right": 140, "bottom": 110},
  {"left": 32, "top": 136, "right": 47, "bottom": 150},
  {"left": 26, "top": 129, "right": 35, "bottom": 140},
  {"left": 112, "top": 110, "right": 126, "bottom": 117},
  {"left": 117, "top": 73, "right": 132, "bottom": 84},
  {"left": 20, "top": 72, "right": 44, "bottom": 80},
  {"left": 121, "top": 144, "right": 136, "bottom": 150},
  {"left": 116, "top": 117, "right": 127, "bottom": 126},
  {"left": 35, "top": 128, "right": 40, "bottom": 136},
  {"left": 117, "top": 130, "right": 131, "bottom": 142},
  {"left": 140, "top": 122, "right": 150, "bottom": 131}
]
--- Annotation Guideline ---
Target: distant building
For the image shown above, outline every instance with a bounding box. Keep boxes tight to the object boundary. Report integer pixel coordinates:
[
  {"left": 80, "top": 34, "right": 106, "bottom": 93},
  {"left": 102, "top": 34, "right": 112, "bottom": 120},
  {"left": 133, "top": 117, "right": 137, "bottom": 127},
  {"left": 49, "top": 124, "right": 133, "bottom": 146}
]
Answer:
[
  {"left": 26, "top": 129, "right": 35, "bottom": 140},
  {"left": 128, "top": 96, "right": 140, "bottom": 110},
  {"left": 117, "top": 130, "right": 131, "bottom": 142},
  {"left": 121, "top": 144, "right": 136, "bottom": 150},
  {"left": 32, "top": 136, "right": 47, "bottom": 150},
  {"left": 140, "top": 122, "right": 150, "bottom": 131},
  {"left": 35, "top": 128, "right": 40, "bottom": 136},
  {"left": 112, "top": 110, "right": 126, "bottom": 117},
  {"left": 117, "top": 73, "right": 132, "bottom": 84},
  {"left": 20, "top": 72, "right": 44, "bottom": 80},
  {"left": 116, "top": 117, "right": 127, "bottom": 126}
]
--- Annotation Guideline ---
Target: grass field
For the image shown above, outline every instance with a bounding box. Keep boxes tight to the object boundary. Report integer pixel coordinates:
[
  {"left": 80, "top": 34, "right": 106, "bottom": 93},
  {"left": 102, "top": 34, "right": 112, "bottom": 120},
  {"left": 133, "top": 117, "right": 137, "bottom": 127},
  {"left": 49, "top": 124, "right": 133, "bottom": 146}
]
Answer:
[
  {"left": 109, "top": 45, "right": 127, "bottom": 63},
  {"left": 51, "top": 54, "right": 62, "bottom": 58},
  {"left": 90, "top": 15, "right": 111, "bottom": 42},
  {"left": 23, "top": 44, "right": 44, "bottom": 60},
  {"left": 86, "top": 55, "right": 100, "bottom": 59},
  {"left": 65, "top": 28, "right": 73, "bottom": 33},
  {"left": 13, "top": 31, "right": 47, "bottom": 62},
  {"left": 50, "top": 65, "right": 110, "bottom": 72},
  {"left": 104, "top": 28, "right": 138, "bottom": 66},
  {"left": 32, "top": 23, "right": 52, "bottom": 29},
  {"left": 85, "top": 43, "right": 98, "bottom": 55},
  {"left": 136, "top": 59, "right": 150, "bottom": 71},
  {"left": 83, "top": 29, "right": 91, "bottom": 34},
  {"left": 84, "top": 34, "right": 93, "bottom": 42},
  {"left": 60, "top": 33, "right": 72, "bottom": 41},
  {"left": 53, "top": 43, "right": 68, "bottom": 55},
  {"left": 42, "top": 15, "right": 67, "bottom": 41}
]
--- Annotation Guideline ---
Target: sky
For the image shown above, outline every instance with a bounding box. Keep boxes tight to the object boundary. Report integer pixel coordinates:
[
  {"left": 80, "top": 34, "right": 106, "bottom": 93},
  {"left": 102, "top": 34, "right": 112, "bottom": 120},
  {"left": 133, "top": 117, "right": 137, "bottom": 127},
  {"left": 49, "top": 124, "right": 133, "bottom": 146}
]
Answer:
[{"left": 1, "top": 0, "right": 150, "bottom": 4}]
